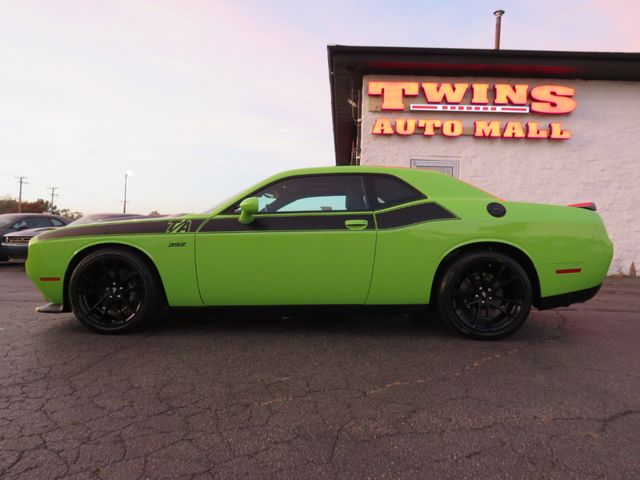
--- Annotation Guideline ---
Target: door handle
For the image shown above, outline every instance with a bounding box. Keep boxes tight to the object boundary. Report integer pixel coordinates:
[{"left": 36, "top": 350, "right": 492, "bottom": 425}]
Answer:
[{"left": 344, "top": 219, "right": 369, "bottom": 231}]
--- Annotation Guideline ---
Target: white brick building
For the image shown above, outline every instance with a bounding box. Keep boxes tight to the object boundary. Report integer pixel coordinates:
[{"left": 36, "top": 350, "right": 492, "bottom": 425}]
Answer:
[{"left": 328, "top": 46, "right": 639, "bottom": 276}]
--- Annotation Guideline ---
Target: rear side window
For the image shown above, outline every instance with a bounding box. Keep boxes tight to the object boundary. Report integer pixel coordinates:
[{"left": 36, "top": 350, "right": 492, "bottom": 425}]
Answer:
[
  {"left": 50, "top": 219, "right": 66, "bottom": 227},
  {"left": 370, "top": 175, "right": 425, "bottom": 209}
]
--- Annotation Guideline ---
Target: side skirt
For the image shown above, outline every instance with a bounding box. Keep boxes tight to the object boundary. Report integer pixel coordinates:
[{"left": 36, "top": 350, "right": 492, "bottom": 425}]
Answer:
[
  {"left": 36, "top": 303, "right": 68, "bottom": 314},
  {"left": 166, "top": 304, "right": 431, "bottom": 317}
]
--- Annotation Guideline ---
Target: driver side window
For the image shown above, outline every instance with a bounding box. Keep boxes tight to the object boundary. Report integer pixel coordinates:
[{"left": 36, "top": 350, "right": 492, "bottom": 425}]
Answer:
[
  {"left": 11, "top": 219, "right": 27, "bottom": 230},
  {"left": 232, "top": 175, "right": 369, "bottom": 214}
]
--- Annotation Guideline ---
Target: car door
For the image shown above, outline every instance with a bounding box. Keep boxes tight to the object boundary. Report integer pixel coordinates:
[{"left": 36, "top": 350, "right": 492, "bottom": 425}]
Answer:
[
  {"left": 195, "top": 174, "right": 376, "bottom": 306},
  {"left": 364, "top": 174, "right": 457, "bottom": 305}
]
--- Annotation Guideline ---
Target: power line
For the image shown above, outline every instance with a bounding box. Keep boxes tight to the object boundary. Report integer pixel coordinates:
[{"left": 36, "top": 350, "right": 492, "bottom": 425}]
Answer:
[{"left": 16, "top": 176, "right": 28, "bottom": 213}]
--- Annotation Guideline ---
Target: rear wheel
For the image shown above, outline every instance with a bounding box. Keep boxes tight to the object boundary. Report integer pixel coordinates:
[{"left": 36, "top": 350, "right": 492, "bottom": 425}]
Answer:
[
  {"left": 437, "top": 251, "right": 532, "bottom": 339},
  {"left": 69, "top": 248, "right": 160, "bottom": 334}
]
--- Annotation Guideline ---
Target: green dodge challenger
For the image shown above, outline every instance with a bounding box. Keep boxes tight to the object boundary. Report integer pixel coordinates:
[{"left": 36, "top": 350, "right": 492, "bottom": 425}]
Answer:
[{"left": 26, "top": 167, "right": 613, "bottom": 339}]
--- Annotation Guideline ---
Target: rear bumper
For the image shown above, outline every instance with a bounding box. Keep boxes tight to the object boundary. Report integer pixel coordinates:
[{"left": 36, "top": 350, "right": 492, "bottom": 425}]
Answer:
[{"left": 535, "top": 284, "right": 602, "bottom": 310}]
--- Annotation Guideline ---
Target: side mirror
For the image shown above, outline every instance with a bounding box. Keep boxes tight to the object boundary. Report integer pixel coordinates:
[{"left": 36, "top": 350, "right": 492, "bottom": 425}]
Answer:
[{"left": 238, "top": 197, "right": 260, "bottom": 224}]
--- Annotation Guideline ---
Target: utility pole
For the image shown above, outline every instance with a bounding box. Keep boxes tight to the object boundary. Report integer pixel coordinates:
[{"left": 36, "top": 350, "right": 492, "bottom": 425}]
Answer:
[
  {"left": 16, "top": 176, "right": 28, "bottom": 213},
  {"left": 47, "top": 187, "right": 59, "bottom": 212}
]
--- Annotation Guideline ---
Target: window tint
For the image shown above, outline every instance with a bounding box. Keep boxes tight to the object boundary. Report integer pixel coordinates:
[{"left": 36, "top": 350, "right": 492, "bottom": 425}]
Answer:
[
  {"left": 370, "top": 175, "right": 425, "bottom": 209},
  {"left": 15, "top": 217, "right": 54, "bottom": 229},
  {"left": 233, "top": 175, "right": 370, "bottom": 214},
  {"left": 50, "top": 218, "right": 66, "bottom": 227}
]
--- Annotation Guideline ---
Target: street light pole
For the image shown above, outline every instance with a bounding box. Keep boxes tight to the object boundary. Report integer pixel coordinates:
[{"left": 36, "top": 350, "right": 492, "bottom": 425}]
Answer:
[{"left": 123, "top": 171, "right": 132, "bottom": 213}]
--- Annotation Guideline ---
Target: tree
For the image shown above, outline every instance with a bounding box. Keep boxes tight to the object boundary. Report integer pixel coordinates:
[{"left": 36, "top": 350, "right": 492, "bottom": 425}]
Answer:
[
  {"left": 0, "top": 196, "right": 18, "bottom": 213},
  {"left": 59, "top": 209, "right": 83, "bottom": 220},
  {"left": 0, "top": 196, "right": 56, "bottom": 214},
  {"left": 47, "top": 203, "right": 61, "bottom": 215}
]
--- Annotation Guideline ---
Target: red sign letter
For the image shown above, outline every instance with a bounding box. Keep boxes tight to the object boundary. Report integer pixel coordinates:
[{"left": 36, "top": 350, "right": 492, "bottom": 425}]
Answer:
[
  {"left": 530, "top": 85, "right": 576, "bottom": 114},
  {"left": 442, "top": 120, "right": 463, "bottom": 137},
  {"left": 421, "top": 83, "right": 469, "bottom": 104},
  {"left": 474, "top": 120, "right": 501, "bottom": 138},
  {"left": 471, "top": 84, "right": 490, "bottom": 104},
  {"left": 395, "top": 119, "right": 416, "bottom": 135},
  {"left": 368, "top": 82, "right": 419, "bottom": 110},
  {"left": 549, "top": 122, "right": 571, "bottom": 139},
  {"left": 418, "top": 119, "right": 442, "bottom": 136},
  {"left": 372, "top": 118, "right": 394, "bottom": 135},
  {"left": 494, "top": 84, "right": 529, "bottom": 105},
  {"left": 502, "top": 121, "right": 526, "bottom": 138},
  {"left": 526, "top": 122, "right": 548, "bottom": 139}
]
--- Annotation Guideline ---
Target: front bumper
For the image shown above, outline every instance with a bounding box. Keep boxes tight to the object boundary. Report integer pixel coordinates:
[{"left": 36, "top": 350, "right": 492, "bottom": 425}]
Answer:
[{"left": 2, "top": 243, "right": 28, "bottom": 261}]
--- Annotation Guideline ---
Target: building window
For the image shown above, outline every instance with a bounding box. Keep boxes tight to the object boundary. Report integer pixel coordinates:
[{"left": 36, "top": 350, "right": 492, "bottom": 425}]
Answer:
[{"left": 411, "top": 158, "right": 460, "bottom": 178}]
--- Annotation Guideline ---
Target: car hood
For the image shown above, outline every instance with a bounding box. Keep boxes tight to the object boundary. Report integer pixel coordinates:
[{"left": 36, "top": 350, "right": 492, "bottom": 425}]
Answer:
[{"left": 3, "top": 226, "right": 58, "bottom": 238}]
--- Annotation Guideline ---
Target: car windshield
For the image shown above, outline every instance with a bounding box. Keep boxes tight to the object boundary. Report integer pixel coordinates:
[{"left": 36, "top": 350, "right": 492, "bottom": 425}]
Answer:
[{"left": 0, "top": 215, "right": 19, "bottom": 228}]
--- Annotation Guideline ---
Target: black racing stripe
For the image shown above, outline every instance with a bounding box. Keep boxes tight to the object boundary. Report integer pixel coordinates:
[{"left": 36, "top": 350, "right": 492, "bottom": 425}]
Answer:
[
  {"left": 376, "top": 203, "right": 457, "bottom": 229},
  {"left": 201, "top": 214, "right": 375, "bottom": 232},
  {"left": 39, "top": 218, "right": 205, "bottom": 240},
  {"left": 189, "top": 219, "right": 205, "bottom": 231}
]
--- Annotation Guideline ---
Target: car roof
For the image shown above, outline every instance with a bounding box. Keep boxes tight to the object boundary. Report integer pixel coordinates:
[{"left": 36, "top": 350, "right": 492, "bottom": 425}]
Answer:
[
  {"left": 0, "top": 213, "right": 66, "bottom": 218},
  {"left": 269, "top": 165, "right": 429, "bottom": 176},
  {"left": 256, "top": 166, "right": 496, "bottom": 200}
]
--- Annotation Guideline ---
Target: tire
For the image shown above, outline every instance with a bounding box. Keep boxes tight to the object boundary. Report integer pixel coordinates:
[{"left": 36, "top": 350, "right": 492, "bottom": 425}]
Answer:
[
  {"left": 437, "top": 251, "right": 532, "bottom": 340},
  {"left": 68, "top": 248, "right": 161, "bottom": 334}
]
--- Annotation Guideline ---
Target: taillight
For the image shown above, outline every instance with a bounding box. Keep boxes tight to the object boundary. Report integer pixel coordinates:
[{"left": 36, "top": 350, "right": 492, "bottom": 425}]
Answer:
[{"left": 568, "top": 202, "right": 596, "bottom": 211}]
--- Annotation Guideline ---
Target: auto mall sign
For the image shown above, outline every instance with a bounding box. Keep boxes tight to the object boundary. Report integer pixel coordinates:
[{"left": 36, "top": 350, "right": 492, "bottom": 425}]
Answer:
[{"left": 368, "top": 81, "right": 576, "bottom": 140}]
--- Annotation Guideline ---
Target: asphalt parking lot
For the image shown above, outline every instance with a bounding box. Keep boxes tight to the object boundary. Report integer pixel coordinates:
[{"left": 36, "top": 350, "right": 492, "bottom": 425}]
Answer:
[{"left": 1, "top": 262, "right": 639, "bottom": 480}]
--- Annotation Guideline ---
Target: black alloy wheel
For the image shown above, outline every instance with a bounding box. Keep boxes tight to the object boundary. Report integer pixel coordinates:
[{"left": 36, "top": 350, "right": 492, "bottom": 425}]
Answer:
[
  {"left": 69, "top": 248, "right": 160, "bottom": 333},
  {"left": 437, "top": 251, "right": 532, "bottom": 339}
]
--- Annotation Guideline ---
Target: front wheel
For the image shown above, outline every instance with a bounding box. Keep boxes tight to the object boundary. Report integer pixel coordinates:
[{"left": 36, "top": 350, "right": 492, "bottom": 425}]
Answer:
[
  {"left": 68, "top": 248, "right": 161, "bottom": 334},
  {"left": 437, "top": 251, "right": 532, "bottom": 340}
]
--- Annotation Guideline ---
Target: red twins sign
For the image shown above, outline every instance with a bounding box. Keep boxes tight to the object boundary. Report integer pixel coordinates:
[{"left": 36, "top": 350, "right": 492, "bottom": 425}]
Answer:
[{"left": 368, "top": 81, "right": 576, "bottom": 140}]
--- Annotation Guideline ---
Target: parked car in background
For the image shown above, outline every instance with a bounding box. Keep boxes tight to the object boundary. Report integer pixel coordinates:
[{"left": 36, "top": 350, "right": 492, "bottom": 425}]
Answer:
[
  {"left": 0, "top": 213, "right": 70, "bottom": 261},
  {"left": 2, "top": 213, "right": 146, "bottom": 261}
]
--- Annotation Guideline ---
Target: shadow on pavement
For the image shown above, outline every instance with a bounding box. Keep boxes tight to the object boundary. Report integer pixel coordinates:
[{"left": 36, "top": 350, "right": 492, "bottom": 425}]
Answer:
[
  {"left": 41, "top": 308, "right": 462, "bottom": 341},
  {"left": 149, "top": 309, "right": 458, "bottom": 338}
]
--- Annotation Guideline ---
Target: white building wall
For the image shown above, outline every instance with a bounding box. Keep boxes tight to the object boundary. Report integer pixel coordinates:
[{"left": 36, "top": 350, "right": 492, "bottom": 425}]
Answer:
[{"left": 361, "top": 75, "right": 640, "bottom": 275}]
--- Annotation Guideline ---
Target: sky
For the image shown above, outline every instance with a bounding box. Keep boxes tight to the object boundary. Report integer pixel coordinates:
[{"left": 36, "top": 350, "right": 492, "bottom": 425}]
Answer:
[{"left": 0, "top": 0, "right": 639, "bottom": 214}]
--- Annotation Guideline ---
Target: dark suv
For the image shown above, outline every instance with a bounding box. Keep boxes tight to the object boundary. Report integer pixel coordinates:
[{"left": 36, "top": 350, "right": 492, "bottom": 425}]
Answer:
[{"left": 0, "top": 213, "right": 70, "bottom": 261}]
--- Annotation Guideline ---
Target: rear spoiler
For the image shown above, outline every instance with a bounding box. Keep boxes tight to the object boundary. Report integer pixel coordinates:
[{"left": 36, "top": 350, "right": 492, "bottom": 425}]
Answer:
[{"left": 568, "top": 202, "right": 597, "bottom": 211}]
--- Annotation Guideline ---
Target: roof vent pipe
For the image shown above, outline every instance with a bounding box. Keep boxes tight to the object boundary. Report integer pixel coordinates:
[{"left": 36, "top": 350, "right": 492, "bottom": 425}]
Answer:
[{"left": 494, "top": 10, "right": 505, "bottom": 50}]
